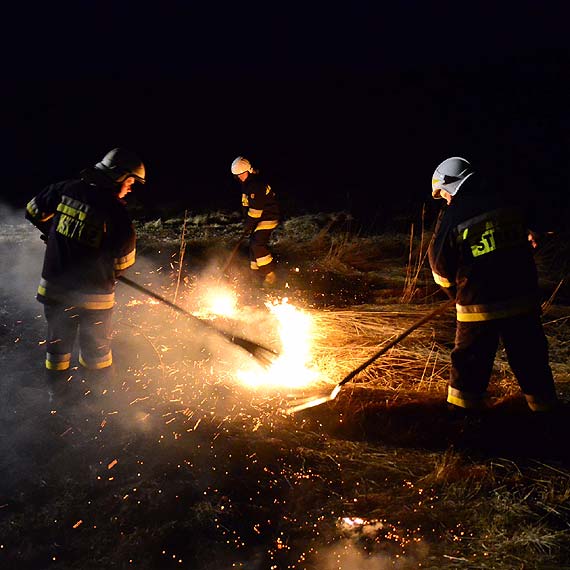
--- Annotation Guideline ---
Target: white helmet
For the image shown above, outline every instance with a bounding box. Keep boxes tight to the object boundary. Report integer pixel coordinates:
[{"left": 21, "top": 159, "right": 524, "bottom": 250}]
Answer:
[
  {"left": 231, "top": 156, "right": 253, "bottom": 175},
  {"left": 432, "top": 157, "right": 473, "bottom": 199}
]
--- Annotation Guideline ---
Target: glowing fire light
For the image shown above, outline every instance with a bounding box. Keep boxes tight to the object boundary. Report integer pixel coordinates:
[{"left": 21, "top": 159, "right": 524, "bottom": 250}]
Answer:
[
  {"left": 342, "top": 517, "right": 366, "bottom": 527},
  {"left": 238, "top": 298, "right": 322, "bottom": 389},
  {"left": 339, "top": 516, "right": 385, "bottom": 535},
  {"left": 194, "top": 286, "right": 238, "bottom": 318}
]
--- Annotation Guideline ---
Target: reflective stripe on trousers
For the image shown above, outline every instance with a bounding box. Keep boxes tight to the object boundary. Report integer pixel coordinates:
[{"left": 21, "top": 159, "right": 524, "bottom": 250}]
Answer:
[
  {"left": 249, "top": 228, "right": 275, "bottom": 275},
  {"left": 447, "top": 386, "right": 489, "bottom": 409},
  {"left": 43, "top": 304, "right": 113, "bottom": 370},
  {"left": 449, "top": 313, "right": 556, "bottom": 411}
]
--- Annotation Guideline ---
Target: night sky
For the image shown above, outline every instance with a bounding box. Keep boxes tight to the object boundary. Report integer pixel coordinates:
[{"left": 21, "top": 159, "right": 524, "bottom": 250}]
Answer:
[{"left": 3, "top": 1, "right": 570, "bottom": 229}]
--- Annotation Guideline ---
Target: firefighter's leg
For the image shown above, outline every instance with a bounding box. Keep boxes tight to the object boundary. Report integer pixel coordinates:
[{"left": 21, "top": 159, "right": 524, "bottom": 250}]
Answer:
[
  {"left": 251, "top": 228, "right": 277, "bottom": 286},
  {"left": 248, "top": 235, "right": 259, "bottom": 272},
  {"left": 448, "top": 320, "right": 499, "bottom": 410},
  {"left": 78, "top": 308, "right": 113, "bottom": 370},
  {"left": 44, "top": 304, "right": 77, "bottom": 372},
  {"left": 43, "top": 304, "right": 78, "bottom": 403},
  {"left": 501, "top": 313, "right": 558, "bottom": 412},
  {"left": 44, "top": 368, "right": 77, "bottom": 407}
]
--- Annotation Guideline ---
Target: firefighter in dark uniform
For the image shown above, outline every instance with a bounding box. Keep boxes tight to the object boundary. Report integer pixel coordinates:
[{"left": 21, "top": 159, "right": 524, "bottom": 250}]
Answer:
[
  {"left": 230, "top": 156, "right": 280, "bottom": 287},
  {"left": 25, "top": 148, "right": 145, "bottom": 389},
  {"left": 428, "top": 156, "right": 558, "bottom": 412}
]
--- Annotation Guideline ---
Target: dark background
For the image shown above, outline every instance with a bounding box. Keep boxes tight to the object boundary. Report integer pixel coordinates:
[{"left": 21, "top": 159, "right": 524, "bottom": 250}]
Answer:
[{"left": 3, "top": 1, "right": 570, "bottom": 230}]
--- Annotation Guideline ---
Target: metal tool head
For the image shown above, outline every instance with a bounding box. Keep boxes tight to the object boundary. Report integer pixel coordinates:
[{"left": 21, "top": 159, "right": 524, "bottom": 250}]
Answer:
[{"left": 284, "top": 384, "right": 341, "bottom": 414}]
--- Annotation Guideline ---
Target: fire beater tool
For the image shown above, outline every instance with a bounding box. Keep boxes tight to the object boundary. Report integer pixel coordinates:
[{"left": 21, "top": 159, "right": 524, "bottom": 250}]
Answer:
[
  {"left": 217, "top": 230, "right": 251, "bottom": 282},
  {"left": 118, "top": 275, "right": 279, "bottom": 367},
  {"left": 285, "top": 298, "right": 455, "bottom": 414},
  {"left": 219, "top": 234, "right": 246, "bottom": 277}
]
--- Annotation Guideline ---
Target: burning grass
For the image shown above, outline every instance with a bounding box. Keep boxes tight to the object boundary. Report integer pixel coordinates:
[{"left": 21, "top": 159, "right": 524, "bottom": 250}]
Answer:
[
  {"left": 1, "top": 211, "right": 570, "bottom": 569},
  {"left": 308, "top": 305, "right": 455, "bottom": 391}
]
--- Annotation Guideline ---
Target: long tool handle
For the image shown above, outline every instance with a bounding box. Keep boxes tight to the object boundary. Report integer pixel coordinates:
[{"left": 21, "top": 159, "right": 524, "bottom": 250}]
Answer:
[
  {"left": 337, "top": 298, "right": 455, "bottom": 388},
  {"left": 118, "top": 275, "right": 278, "bottom": 365},
  {"left": 219, "top": 236, "right": 246, "bottom": 277}
]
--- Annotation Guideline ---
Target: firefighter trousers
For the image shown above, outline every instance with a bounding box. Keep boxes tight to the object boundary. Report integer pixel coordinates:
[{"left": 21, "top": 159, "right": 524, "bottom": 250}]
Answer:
[
  {"left": 43, "top": 304, "right": 113, "bottom": 370},
  {"left": 249, "top": 228, "right": 275, "bottom": 275},
  {"left": 448, "top": 312, "right": 557, "bottom": 410}
]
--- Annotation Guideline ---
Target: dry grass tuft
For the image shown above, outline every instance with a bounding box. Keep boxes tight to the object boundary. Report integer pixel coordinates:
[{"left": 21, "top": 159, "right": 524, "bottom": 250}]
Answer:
[
  {"left": 308, "top": 303, "right": 455, "bottom": 391},
  {"left": 423, "top": 449, "right": 496, "bottom": 488},
  {"left": 401, "top": 206, "right": 431, "bottom": 303}
]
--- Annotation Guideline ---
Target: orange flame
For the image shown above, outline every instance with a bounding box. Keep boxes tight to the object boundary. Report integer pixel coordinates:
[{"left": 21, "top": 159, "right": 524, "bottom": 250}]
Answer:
[{"left": 238, "top": 297, "right": 321, "bottom": 389}]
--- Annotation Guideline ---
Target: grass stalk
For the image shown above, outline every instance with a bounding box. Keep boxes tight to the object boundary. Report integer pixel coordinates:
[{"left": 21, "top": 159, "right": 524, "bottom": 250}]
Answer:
[{"left": 173, "top": 209, "right": 188, "bottom": 305}]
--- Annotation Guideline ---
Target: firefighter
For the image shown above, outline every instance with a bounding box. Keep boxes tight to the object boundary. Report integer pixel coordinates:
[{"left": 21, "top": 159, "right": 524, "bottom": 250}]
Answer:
[
  {"left": 26, "top": 148, "right": 145, "bottom": 393},
  {"left": 230, "top": 156, "right": 280, "bottom": 287},
  {"left": 428, "top": 156, "right": 558, "bottom": 412}
]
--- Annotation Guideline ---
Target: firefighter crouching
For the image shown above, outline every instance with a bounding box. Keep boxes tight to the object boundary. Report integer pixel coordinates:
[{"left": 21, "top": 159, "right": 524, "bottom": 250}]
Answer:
[
  {"left": 428, "top": 156, "right": 558, "bottom": 413},
  {"left": 231, "top": 156, "right": 280, "bottom": 288},
  {"left": 25, "top": 148, "right": 145, "bottom": 392}
]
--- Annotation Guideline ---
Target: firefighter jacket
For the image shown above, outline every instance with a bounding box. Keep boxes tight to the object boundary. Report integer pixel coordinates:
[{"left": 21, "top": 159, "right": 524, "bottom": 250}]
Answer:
[
  {"left": 240, "top": 173, "right": 280, "bottom": 235},
  {"left": 428, "top": 174, "right": 540, "bottom": 322},
  {"left": 25, "top": 177, "right": 136, "bottom": 310}
]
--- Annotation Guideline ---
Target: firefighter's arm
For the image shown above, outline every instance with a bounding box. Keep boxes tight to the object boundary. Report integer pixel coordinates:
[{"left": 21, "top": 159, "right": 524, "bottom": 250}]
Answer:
[
  {"left": 113, "top": 234, "right": 136, "bottom": 278},
  {"left": 428, "top": 215, "right": 458, "bottom": 300},
  {"left": 241, "top": 193, "right": 249, "bottom": 220},
  {"left": 25, "top": 182, "right": 67, "bottom": 234},
  {"left": 430, "top": 267, "right": 457, "bottom": 300},
  {"left": 440, "top": 284, "right": 457, "bottom": 301},
  {"left": 110, "top": 211, "right": 137, "bottom": 278},
  {"left": 25, "top": 192, "right": 57, "bottom": 238},
  {"left": 244, "top": 190, "right": 264, "bottom": 234},
  {"left": 25, "top": 211, "right": 52, "bottom": 239}
]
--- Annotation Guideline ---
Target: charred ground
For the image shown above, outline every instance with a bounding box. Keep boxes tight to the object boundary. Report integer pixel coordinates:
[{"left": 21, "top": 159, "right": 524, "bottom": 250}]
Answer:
[{"left": 1, "top": 208, "right": 570, "bottom": 569}]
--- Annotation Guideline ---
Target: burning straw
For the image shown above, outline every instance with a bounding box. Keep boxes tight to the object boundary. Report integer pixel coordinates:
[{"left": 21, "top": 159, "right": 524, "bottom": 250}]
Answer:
[
  {"left": 307, "top": 304, "right": 455, "bottom": 393},
  {"left": 118, "top": 268, "right": 456, "bottom": 423}
]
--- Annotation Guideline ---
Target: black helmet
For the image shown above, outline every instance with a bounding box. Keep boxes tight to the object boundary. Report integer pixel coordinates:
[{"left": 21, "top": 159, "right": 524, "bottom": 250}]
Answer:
[{"left": 95, "top": 148, "right": 146, "bottom": 184}]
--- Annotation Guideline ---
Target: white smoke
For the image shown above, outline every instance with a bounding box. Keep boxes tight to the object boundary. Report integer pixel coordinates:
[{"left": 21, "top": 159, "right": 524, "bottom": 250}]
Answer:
[
  {"left": 0, "top": 202, "right": 45, "bottom": 310},
  {"left": 315, "top": 538, "right": 426, "bottom": 570}
]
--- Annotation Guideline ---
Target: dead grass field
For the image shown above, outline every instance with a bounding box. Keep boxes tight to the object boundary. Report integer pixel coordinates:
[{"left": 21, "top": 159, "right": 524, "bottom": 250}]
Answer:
[{"left": 1, "top": 210, "right": 569, "bottom": 569}]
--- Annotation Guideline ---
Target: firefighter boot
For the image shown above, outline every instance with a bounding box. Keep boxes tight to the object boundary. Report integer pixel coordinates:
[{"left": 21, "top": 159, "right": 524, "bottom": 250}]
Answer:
[
  {"left": 45, "top": 369, "right": 74, "bottom": 407},
  {"left": 262, "top": 271, "right": 278, "bottom": 289},
  {"left": 85, "top": 366, "right": 117, "bottom": 399}
]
